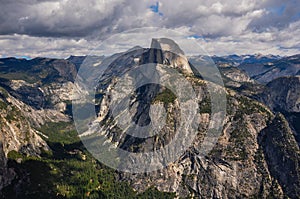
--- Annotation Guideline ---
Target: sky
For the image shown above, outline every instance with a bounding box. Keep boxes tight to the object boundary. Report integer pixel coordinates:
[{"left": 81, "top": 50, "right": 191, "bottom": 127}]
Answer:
[{"left": 0, "top": 0, "right": 299, "bottom": 58}]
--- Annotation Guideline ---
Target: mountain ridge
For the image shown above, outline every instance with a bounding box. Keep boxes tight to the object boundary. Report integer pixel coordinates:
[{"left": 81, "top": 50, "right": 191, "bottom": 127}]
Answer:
[{"left": 0, "top": 41, "right": 299, "bottom": 198}]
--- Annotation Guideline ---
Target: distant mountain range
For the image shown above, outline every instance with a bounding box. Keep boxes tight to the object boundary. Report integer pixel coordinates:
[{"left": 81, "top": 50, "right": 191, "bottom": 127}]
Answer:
[
  {"left": 199, "top": 54, "right": 299, "bottom": 84},
  {"left": 212, "top": 54, "right": 281, "bottom": 66}
]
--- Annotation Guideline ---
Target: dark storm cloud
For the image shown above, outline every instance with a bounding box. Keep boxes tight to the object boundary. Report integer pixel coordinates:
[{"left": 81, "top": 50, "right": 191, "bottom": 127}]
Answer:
[
  {"left": 0, "top": 0, "right": 105, "bottom": 37},
  {"left": 0, "top": 0, "right": 157, "bottom": 38}
]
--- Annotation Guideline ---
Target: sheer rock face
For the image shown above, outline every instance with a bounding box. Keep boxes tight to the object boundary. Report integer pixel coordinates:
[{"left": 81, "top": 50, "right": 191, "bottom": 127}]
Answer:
[
  {"left": 149, "top": 38, "right": 193, "bottom": 74},
  {"left": 117, "top": 93, "right": 291, "bottom": 198},
  {"left": 0, "top": 80, "right": 73, "bottom": 129},
  {"left": 0, "top": 96, "right": 49, "bottom": 156},
  {"left": 259, "top": 114, "right": 300, "bottom": 198},
  {"left": 0, "top": 142, "right": 15, "bottom": 191},
  {"left": 259, "top": 76, "right": 300, "bottom": 146},
  {"left": 220, "top": 67, "right": 253, "bottom": 83},
  {"left": 261, "top": 76, "right": 300, "bottom": 113}
]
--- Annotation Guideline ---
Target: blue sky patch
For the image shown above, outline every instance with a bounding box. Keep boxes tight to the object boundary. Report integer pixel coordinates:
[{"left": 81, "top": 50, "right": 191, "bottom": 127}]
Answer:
[{"left": 150, "top": 2, "right": 163, "bottom": 16}]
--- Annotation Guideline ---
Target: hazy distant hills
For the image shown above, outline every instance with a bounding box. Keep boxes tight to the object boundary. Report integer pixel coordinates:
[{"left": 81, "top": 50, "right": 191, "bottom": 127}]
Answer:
[
  {"left": 211, "top": 54, "right": 300, "bottom": 84},
  {"left": 212, "top": 54, "right": 281, "bottom": 67}
]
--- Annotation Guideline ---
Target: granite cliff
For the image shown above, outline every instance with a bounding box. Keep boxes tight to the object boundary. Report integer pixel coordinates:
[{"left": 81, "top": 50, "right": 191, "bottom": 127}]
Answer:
[{"left": 0, "top": 40, "right": 299, "bottom": 198}]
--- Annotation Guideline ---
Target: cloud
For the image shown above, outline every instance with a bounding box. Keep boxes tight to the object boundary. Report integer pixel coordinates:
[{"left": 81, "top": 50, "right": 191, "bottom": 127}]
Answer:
[
  {"left": 0, "top": 0, "right": 299, "bottom": 57},
  {"left": 198, "top": 20, "right": 300, "bottom": 56},
  {"left": 248, "top": 0, "right": 300, "bottom": 31},
  {"left": 0, "top": 0, "right": 158, "bottom": 38},
  {"left": 0, "top": 34, "right": 95, "bottom": 58}
]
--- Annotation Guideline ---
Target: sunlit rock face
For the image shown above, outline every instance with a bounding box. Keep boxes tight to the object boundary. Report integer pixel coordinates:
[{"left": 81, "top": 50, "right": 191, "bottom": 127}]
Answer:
[{"left": 149, "top": 38, "right": 193, "bottom": 74}]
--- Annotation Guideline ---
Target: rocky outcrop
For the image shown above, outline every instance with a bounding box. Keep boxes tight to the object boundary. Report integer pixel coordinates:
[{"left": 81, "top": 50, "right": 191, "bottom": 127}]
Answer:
[
  {"left": 118, "top": 94, "right": 288, "bottom": 198},
  {"left": 0, "top": 87, "right": 49, "bottom": 156},
  {"left": 218, "top": 66, "right": 254, "bottom": 89},
  {"left": 259, "top": 114, "right": 300, "bottom": 198},
  {"left": 148, "top": 38, "right": 193, "bottom": 74},
  {"left": 0, "top": 142, "right": 15, "bottom": 191},
  {"left": 220, "top": 67, "right": 253, "bottom": 83}
]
